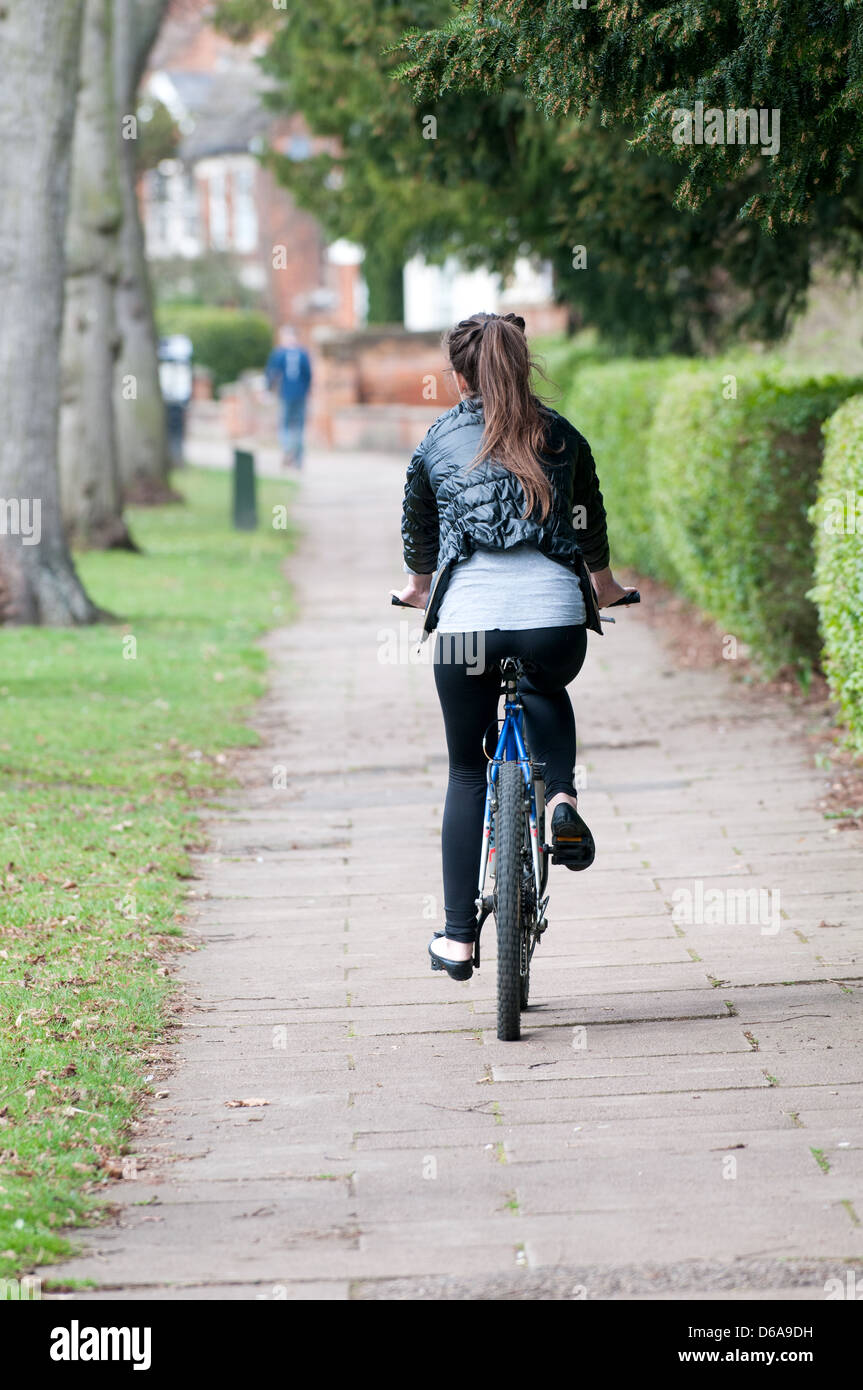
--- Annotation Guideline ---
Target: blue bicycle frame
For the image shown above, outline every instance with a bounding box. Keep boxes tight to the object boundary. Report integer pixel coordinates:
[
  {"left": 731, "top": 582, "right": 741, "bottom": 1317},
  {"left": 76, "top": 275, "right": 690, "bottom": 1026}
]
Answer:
[{"left": 475, "top": 661, "right": 547, "bottom": 929}]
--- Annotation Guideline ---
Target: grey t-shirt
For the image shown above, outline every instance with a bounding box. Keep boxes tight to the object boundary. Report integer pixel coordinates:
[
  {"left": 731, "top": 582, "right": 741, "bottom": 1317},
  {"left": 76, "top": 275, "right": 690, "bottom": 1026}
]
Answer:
[{"left": 436, "top": 544, "right": 587, "bottom": 633}]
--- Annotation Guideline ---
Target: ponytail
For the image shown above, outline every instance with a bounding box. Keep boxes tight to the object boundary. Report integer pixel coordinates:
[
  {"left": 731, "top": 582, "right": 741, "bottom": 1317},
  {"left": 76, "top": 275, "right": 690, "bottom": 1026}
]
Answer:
[{"left": 444, "top": 312, "right": 554, "bottom": 521}]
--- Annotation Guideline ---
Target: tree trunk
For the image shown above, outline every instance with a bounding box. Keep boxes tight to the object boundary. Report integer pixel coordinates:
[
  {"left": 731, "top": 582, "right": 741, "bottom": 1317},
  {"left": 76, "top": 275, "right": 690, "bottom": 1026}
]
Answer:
[
  {"left": 114, "top": 0, "right": 177, "bottom": 504},
  {"left": 60, "top": 0, "right": 137, "bottom": 550},
  {"left": 0, "top": 0, "right": 105, "bottom": 624}
]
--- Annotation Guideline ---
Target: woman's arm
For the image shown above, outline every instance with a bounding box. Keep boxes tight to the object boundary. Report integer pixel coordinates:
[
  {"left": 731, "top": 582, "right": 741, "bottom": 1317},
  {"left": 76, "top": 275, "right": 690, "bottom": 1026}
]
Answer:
[
  {"left": 588, "top": 565, "right": 636, "bottom": 608},
  {"left": 572, "top": 434, "right": 610, "bottom": 571},
  {"left": 392, "top": 571, "right": 433, "bottom": 608},
  {"left": 571, "top": 429, "right": 635, "bottom": 606},
  {"left": 401, "top": 445, "right": 439, "bottom": 576}
]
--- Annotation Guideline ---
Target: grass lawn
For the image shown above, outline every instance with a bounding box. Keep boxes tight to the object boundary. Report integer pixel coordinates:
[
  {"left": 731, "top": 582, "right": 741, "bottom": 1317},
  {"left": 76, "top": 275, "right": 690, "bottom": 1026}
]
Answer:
[{"left": 0, "top": 467, "right": 296, "bottom": 1285}]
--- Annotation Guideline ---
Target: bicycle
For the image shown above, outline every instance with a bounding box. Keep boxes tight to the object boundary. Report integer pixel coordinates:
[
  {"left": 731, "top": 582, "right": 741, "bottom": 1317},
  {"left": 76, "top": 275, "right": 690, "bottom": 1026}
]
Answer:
[
  {"left": 475, "top": 652, "right": 547, "bottom": 1040},
  {"left": 391, "top": 588, "right": 640, "bottom": 1041}
]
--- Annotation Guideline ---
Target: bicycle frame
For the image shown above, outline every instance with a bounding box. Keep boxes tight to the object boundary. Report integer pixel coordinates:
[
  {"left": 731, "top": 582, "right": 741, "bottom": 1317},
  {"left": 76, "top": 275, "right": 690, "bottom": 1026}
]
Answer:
[{"left": 476, "top": 663, "right": 547, "bottom": 928}]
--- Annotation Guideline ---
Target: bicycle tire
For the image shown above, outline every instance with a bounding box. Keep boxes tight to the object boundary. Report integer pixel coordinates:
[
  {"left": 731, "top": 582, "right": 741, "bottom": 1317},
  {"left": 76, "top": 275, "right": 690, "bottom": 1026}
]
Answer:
[{"left": 495, "top": 760, "right": 525, "bottom": 1041}]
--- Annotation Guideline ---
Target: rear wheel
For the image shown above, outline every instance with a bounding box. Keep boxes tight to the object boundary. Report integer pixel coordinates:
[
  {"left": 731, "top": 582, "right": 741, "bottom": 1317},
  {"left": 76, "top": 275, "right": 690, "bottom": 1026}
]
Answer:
[{"left": 494, "top": 760, "right": 526, "bottom": 1041}]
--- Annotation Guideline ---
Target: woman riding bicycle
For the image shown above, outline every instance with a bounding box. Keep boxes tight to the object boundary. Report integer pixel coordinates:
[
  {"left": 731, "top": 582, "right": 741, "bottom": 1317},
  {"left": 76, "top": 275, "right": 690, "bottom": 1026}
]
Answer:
[{"left": 394, "top": 312, "right": 634, "bottom": 981}]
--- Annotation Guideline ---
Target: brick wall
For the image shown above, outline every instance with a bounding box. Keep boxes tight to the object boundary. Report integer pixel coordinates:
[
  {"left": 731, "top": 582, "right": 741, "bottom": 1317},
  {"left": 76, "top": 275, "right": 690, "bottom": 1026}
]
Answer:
[{"left": 308, "top": 328, "right": 454, "bottom": 447}]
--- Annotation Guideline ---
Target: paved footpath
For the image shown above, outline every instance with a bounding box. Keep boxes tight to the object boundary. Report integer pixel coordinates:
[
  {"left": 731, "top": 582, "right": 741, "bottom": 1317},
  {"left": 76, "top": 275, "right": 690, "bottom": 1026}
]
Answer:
[{"left": 45, "top": 448, "right": 862, "bottom": 1300}]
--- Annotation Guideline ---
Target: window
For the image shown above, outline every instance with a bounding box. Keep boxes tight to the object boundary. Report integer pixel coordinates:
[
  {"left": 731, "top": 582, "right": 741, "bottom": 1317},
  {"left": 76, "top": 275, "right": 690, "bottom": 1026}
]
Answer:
[
  {"left": 232, "top": 163, "right": 258, "bottom": 253},
  {"left": 208, "top": 168, "right": 228, "bottom": 250}
]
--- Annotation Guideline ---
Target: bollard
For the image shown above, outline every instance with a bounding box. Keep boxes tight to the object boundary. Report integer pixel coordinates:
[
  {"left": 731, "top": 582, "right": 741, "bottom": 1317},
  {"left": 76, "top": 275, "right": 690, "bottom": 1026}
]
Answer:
[{"left": 232, "top": 449, "right": 258, "bottom": 530}]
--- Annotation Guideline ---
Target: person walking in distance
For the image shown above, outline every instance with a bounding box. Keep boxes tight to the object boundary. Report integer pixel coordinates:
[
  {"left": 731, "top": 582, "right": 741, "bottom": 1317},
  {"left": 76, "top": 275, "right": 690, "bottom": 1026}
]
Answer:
[{"left": 266, "top": 325, "right": 312, "bottom": 470}]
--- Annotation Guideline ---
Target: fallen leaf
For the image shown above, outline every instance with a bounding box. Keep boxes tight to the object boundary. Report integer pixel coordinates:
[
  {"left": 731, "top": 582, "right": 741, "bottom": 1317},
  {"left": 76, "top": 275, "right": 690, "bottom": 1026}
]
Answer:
[{"left": 225, "top": 1098, "right": 270, "bottom": 1109}]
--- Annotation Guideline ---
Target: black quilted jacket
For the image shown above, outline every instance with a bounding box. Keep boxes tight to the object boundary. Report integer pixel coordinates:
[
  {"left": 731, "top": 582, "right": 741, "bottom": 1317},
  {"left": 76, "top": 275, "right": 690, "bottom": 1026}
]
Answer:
[{"left": 401, "top": 395, "right": 609, "bottom": 638}]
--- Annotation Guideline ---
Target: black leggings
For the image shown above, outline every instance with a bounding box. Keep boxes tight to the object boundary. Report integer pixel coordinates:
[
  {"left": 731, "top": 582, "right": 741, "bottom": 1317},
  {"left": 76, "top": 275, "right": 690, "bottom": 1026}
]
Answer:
[{"left": 432, "top": 625, "right": 588, "bottom": 942}]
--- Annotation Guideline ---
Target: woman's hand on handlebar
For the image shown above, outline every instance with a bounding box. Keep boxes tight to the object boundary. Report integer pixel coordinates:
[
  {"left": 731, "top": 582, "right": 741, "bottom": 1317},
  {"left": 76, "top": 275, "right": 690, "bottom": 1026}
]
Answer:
[
  {"left": 391, "top": 574, "right": 432, "bottom": 609},
  {"left": 590, "top": 566, "right": 638, "bottom": 609}
]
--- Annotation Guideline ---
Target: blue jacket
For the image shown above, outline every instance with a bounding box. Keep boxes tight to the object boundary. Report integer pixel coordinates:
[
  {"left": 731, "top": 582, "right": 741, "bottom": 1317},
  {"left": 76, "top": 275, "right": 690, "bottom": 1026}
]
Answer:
[{"left": 266, "top": 345, "right": 312, "bottom": 402}]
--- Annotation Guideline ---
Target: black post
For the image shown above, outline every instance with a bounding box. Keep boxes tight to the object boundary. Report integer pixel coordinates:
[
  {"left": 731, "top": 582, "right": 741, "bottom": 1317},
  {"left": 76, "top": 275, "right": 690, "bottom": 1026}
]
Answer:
[{"left": 232, "top": 448, "right": 258, "bottom": 530}]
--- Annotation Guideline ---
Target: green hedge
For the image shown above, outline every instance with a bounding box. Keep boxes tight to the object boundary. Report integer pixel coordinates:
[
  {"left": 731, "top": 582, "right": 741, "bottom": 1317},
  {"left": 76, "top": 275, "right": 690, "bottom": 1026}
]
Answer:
[
  {"left": 157, "top": 305, "right": 273, "bottom": 392},
  {"left": 648, "top": 365, "right": 863, "bottom": 674},
  {"left": 543, "top": 344, "right": 863, "bottom": 718},
  {"left": 533, "top": 329, "right": 611, "bottom": 393},
  {"left": 811, "top": 395, "right": 863, "bottom": 748},
  {"left": 558, "top": 357, "right": 698, "bottom": 580}
]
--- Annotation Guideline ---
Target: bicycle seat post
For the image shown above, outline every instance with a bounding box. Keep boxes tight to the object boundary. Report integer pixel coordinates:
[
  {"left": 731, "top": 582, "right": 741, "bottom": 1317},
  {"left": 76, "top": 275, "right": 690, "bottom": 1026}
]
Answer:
[{"left": 499, "top": 656, "right": 523, "bottom": 707}]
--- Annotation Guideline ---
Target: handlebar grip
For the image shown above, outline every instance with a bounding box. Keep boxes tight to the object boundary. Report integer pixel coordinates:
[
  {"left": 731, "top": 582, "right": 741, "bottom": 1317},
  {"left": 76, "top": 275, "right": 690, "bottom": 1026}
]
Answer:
[{"left": 608, "top": 589, "right": 641, "bottom": 607}]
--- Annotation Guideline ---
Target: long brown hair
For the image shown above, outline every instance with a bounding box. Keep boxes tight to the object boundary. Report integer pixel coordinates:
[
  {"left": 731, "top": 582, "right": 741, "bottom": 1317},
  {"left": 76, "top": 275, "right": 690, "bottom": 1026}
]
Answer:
[{"left": 445, "top": 311, "right": 554, "bottom": 521}]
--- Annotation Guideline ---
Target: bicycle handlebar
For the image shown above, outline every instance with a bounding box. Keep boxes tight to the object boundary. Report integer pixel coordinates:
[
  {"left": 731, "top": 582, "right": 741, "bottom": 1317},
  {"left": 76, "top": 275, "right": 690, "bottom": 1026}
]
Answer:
[{"left": 391, "top": 589, "right": 641, "bottom": 612}]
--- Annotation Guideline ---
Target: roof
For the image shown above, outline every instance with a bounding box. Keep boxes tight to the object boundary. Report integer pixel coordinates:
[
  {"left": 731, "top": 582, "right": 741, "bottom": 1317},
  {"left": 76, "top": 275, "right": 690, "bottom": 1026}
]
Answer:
[{"left": 151, "top": 60, "right": 273, "bottom": 162}]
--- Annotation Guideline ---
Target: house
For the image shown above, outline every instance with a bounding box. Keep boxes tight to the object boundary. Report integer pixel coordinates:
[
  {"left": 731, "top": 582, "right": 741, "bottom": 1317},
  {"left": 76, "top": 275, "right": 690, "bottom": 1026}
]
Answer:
[{"left": 139, "top": 0, "right": 360, "bottom": 340}]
